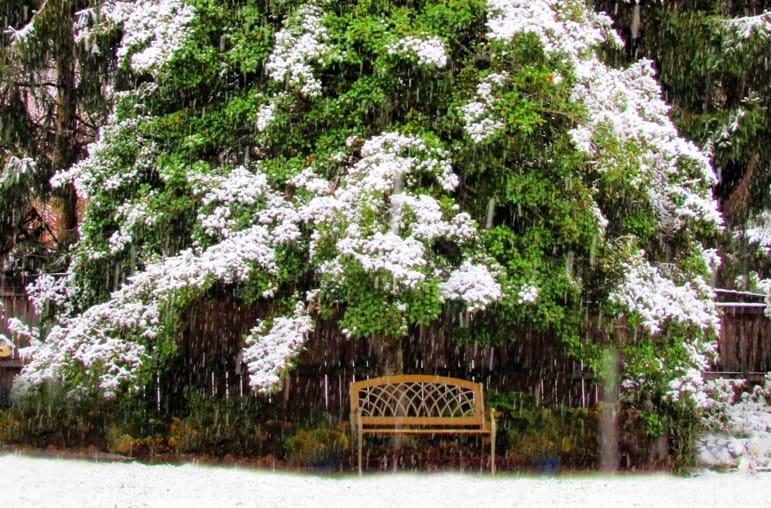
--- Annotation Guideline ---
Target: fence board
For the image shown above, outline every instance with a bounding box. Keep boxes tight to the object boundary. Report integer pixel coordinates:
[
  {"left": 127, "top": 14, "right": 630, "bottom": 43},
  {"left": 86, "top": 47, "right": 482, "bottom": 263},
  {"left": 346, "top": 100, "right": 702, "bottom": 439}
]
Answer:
[{"left": 715, "top": 305, "right": 771, "bottom": 375}]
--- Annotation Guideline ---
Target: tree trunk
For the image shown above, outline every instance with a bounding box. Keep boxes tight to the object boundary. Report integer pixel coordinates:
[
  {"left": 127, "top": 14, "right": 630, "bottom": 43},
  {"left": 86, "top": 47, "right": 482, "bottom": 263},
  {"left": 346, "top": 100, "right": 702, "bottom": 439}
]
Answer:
[
  {"left": 51, "top": 0, "right": 79, "bottom": 246},
  {"left": 722, "top": 152, "right": 758, "bottom": 228}
]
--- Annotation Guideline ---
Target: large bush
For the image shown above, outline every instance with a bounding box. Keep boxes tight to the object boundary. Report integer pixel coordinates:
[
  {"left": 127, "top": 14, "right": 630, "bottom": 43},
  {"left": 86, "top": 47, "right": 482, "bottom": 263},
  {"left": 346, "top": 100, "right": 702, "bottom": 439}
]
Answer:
[{"left": 5, "top": 1, "right": 724, "bottom": 466}]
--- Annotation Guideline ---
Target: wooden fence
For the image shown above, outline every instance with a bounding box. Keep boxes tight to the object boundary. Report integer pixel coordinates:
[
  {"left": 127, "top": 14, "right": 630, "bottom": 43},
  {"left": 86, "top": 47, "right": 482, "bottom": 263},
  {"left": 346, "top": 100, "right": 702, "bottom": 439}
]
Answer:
[
  {"left": 2, "top": 281, "right": 771, "bottom": 416},
  {"left": 711, "top": 290, "right": 771, "bottom": 382},
  {"left": 157, "top": 295, "right": 771, "bottom": 421},
  {"left": 0, "top": 275, "right": 37, "bottom": 404}
]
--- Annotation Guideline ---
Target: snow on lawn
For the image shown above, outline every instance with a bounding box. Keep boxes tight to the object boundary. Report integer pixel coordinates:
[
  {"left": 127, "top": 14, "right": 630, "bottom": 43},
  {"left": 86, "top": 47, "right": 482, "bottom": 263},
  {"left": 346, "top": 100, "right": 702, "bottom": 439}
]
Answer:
[{"left": 2, "top": 454, "right": 771, "bottom": 508}]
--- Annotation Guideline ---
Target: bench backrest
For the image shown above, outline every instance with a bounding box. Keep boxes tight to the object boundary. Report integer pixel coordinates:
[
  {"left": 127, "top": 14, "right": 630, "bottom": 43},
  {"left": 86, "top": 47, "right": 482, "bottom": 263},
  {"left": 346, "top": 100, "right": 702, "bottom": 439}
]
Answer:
[{"left": 350, "top": 375, "right": 486, "bottom": 428}]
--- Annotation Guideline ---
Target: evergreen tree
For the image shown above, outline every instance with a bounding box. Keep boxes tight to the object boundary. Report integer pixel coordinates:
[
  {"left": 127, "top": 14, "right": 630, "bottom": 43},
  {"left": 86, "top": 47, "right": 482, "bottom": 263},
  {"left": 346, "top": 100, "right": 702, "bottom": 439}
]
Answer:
[
  {"left": 593, "top": 0, "right": 771, "bottom": 291},
  {"left": 0, "top": 0, "right": 113, "bottom": 273}
]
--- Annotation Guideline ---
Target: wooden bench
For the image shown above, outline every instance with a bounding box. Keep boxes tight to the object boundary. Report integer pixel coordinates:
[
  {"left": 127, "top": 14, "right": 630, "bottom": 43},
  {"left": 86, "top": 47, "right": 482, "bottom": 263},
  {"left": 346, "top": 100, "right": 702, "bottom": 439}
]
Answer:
[{"left": 350, "top": 374, "right": 496, "bottom": 474}]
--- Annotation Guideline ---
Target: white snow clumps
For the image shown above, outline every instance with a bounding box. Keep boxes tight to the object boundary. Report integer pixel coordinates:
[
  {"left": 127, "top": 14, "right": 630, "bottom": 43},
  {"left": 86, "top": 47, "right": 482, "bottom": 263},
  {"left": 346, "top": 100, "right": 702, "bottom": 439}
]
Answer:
[
  {"left": 242, "top": 302, "right": 314, "bottom": 393},
  {"left": 461, "top": 72, "right": 509, "bottom": 143},
  {"left": 26, "top": 127, "right": 503, "bottom": 394},
  {"left": 256, "top": 101, "right": 277, "bottom": 133},
  {"left": 697, "top": 375, "right": 771, "bottom": 473},
  {"left": 13, "top": 0, "right": 727, "bottom": 402},
  {"left": 472, "top": 0, "right": 722, "bottom": 352},
  {"left": 743, "top": 209, "right": 771, "bottom": 252},
  {"left": 610, "top": 250, "right": 720, "bottom": 336},
  {"left": 386, "top": 35, "right": 448, "bottom": 68},
  {"left": 486, "top": 0, "right": 621, "bottom": 59},
  {"left": 14, "top": 290, "right": 155, "bottom": 398},
  {"left": 302, "top": 131, "right": 498, "bottom": 302},
  {"left": 265, "top": 5, "right": 334, "bottom": 98},
  {"left": 439, "top": 260, "right": 502, "bottom": 312},
  {"left": 516, "top": 283, "right": 539, "bottom": 305},
  {"left": 723, "top": 11, "right": 771, "bottom": 41},
  {"left": 570, "top": 58, "right": 722, "bottom": 235},
  {"left": 104, "top": 0, "right": 197, "bottom": 74},
  {"left": 477, "top": 0, "right": 722, "bottom": 236}
]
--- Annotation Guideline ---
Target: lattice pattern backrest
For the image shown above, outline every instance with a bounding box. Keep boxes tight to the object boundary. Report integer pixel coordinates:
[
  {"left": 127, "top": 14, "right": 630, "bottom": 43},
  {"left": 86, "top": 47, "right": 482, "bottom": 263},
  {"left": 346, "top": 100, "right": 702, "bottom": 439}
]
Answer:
[{"left": 353, "top": 376, "right": 483, "bottom": 420}]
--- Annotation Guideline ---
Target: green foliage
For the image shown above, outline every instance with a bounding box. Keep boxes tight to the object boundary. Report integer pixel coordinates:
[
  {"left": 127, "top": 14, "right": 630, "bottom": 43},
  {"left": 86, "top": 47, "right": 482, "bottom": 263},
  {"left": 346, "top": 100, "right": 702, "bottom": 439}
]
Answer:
[
  {"left": 66, "top": 0, "right": 715, "bottom": 352},
  {"left": 105, "top": 423, "right": 137, "bottom": 455},
  {"left": 285, "top": 426, "right": 349, "bottom": 467},
  {"left": 0, "top": 2, "right": 730, "bottom": 473},
  {"left": 1, "top": 384, "right": 112, "bottom": 449},
  {"left": 594, "top": 0, "right": 771, "bottom": 287},
  {"left": 487, "top": 390, "right": 599, "bottom": 469},
  {"left": 619, "top": 375, "right": 707, "bottom": 473},
  {"left": 167, "top": 392, "right": 268, "bottom": 456},
  {"left": 0, "top": 386, "right": 274, "bottom": 458}
]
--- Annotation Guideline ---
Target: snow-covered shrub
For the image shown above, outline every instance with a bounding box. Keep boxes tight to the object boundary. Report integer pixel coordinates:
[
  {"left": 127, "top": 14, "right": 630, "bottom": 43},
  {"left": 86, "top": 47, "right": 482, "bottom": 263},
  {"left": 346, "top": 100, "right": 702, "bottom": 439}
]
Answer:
[
  {"left": 13, "top": 0, "right": 722, "bottom": 445},
  {"left": 696, "top": 374, "right": 771, "bottom": 472}
]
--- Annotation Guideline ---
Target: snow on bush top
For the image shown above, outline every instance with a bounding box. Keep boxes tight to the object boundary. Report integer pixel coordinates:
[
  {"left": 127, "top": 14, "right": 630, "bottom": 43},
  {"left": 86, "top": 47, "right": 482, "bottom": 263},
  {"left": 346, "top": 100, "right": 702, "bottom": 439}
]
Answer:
[
  {"left": 105, "top": 0, "right": 196, "bottom": 75},
  {"left": 265, "top": 5, "right": 333, "bottom": 98},
  {"left": 386, "top": 35, "right": 448, "bottom": 68}
]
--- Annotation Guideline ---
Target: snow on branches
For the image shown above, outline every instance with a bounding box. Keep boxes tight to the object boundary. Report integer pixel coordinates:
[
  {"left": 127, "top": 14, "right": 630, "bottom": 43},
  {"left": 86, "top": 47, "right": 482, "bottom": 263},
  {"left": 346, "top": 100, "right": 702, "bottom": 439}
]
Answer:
[
  {"left": 461, "top": 72, "right": 508, "bottom": 143},
  {"left": 439, "top": 260, "right": 502, "bottom": 312},
  {"left": 16, "top": 222, "right": 288, "bottom": 397},
  {"left": 743, "top": 210, "right": 771, "bottom": 254},
  {"left": 1, "top": 156, "right": 37, "bottom": 185},
  {"left": 265, "top": 4, "right": 334, "bottom": 98},
  {"left": 610, "top": 250, "right": 720, "bottom": 336},
  {"left": 13, "top": 0, "right": 725, "bottom": 406},
  {"left": 301, "top": 132, "right": 496, "bottom": 304},
  {"left": 476, "top": 0, "right": 721, "bottom": 236},
  {"left": 105, "top": 0, "right": 196, "bottom": 74},
  {"left": 722, "top": 11, "right": 771, "bottom": 41},
  {"left": 472, "top": 0, "right": 724, "bottom": 409},
  {"left": 242, "top": 302, "right": 313, "bottom": 393},
  {"left": 486, "top": 0, "right": 621, "bottom": 59},
  {"left": 14, "top": 291, "right": 154, "bottom": 398},
  {"left": 570, "top": 58, "right": 722, "bottom": 235},
  {"left": 386, "top": 35, "right": 448, "bottom": 68},
  {"left": 27, "top": 127, "right": 500, "bottom": 394},
  {"left": 476, "top": 0, "right": 721, "bottom": 315},
  {"left": 52, "top": 112, "right": 155, "bottom": 201}
]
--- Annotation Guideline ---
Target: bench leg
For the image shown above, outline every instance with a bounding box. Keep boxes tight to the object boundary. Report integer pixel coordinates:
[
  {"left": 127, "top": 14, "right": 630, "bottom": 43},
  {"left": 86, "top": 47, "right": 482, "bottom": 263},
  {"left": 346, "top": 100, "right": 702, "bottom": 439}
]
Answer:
[
  {"left": 491, "top": 413, "right": 497, "bottom": 475},
  {"left": 357, "top": 423, "right": 363, "bottom": 476}
]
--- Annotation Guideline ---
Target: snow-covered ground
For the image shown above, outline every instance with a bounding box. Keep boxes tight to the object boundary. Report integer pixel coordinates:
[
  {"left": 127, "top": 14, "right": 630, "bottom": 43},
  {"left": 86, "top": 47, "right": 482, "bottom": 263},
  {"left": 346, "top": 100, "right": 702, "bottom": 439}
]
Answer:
[
  {"left": 697, "top": 381, "right": 771, "bottom": 472},
  {"left": 2, "top": 453, "right": 770, "bottom": 508}
]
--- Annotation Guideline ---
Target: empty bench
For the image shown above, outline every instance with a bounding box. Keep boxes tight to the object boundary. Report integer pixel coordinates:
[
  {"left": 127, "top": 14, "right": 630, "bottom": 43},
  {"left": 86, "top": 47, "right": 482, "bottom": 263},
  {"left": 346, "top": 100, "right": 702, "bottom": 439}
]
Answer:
[{"left": 350, "top": 374, "right": 496, "bottom": 474}]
